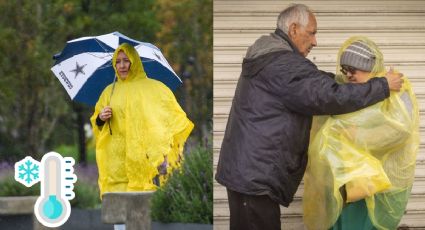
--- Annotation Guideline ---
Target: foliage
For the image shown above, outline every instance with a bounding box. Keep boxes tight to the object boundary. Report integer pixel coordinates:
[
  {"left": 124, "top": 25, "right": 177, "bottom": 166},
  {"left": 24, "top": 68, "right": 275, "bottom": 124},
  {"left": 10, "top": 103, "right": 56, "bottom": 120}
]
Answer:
[
  {"left": 70, "top": 181, "right": 100, "bottom": 209},
  {"left": 54, "top": 144, "right": 96, "bottom": 164},
  {"left": 0, "top": 0, "right": 212, "bottom": 163},
  {"left": 0, "top": 177, "right": 40, "bottom": 196},
  {"left": 151, "top": 145, "right": 213, "bottom": 224},
  {"left": 54, "top": 144, "right": 80, "bottom": 161},
  {"left": 76, "top": 0, "right": 160, "bottom": 42},
  {"left": 0, "top": 177, "right": 100, "bottom": 209},
  {"left": 0, "top": 0, "right": 74, "bottom": 161},
  {"left": 156, "top": 0, "right": 213, "bottom": 144},
  {"left": 0, "top": 0, "right": 162, "bottom": 161}
]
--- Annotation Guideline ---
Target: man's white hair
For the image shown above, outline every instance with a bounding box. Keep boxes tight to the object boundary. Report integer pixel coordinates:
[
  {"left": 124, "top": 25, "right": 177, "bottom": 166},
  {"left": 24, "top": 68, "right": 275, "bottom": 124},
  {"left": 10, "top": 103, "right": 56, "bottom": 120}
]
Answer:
[{"left": 277, "top": 4, "right": 312, "bottom": 34}]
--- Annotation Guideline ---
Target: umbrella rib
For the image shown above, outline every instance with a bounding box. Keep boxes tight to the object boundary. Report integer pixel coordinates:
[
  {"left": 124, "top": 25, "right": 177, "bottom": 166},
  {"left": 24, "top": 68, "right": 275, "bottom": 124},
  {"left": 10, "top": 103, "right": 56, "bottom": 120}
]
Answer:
[
  {"left": 85, "top": 52, "right": 113, "bottom": 59},
  {"left": 94, "top": 38, "right": 115, "bottom": 57}
]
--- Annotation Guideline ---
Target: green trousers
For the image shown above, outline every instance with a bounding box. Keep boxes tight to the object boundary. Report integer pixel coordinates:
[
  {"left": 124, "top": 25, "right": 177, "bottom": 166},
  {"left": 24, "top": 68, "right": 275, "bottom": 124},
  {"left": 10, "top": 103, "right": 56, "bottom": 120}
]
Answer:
[{"left": 330, "top": 199, "right": 377, "bottom": 230}]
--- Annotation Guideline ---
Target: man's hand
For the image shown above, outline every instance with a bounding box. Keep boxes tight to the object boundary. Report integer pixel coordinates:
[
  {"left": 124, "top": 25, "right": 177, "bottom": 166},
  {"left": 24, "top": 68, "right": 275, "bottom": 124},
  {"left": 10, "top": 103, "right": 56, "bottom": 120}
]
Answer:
[{"left": 384, "top": 66, "right": 404, "bottom": 91}]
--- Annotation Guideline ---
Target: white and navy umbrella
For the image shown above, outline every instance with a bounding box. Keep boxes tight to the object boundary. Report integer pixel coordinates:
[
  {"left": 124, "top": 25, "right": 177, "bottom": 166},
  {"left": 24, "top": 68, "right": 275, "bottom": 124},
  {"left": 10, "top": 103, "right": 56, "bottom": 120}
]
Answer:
[{"left": 51, "top": 31, "right": 182, "bottom": 106}]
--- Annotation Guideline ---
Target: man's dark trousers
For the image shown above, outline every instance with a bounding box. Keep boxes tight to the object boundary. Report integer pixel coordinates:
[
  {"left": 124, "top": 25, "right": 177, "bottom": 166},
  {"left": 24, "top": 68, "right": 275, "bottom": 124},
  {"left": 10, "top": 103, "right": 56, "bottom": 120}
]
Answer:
[{"left": 227, "top": 188, "right": 281, "bottom": 230}]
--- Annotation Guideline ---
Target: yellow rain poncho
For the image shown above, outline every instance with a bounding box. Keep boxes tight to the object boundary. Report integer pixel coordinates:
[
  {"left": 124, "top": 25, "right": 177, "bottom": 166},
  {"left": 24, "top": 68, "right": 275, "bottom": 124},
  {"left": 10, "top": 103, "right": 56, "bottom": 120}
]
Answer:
[
  {"left": 303, "top": 36, "right": 419, "bottom": 230},
  {"left": 90, "top": 43, "right": 194, "bottom": 196}
]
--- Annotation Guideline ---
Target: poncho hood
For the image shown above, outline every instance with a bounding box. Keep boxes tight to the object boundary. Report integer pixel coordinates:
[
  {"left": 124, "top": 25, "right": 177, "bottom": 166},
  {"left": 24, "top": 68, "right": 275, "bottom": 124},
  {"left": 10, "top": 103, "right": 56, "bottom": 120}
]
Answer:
[
  {"left": 336, "top": 36, "right": 385, "bottom": 83},
  {"left": 112, "top": 43, "right": 147, "bottom": 82}
]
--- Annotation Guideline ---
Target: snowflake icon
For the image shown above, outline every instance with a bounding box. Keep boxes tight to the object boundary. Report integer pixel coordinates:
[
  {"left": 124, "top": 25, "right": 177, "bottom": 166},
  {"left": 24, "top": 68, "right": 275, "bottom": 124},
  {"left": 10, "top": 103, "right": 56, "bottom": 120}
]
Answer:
[{"left": 14, "top": 156, "right": 41, "bottom": 187}]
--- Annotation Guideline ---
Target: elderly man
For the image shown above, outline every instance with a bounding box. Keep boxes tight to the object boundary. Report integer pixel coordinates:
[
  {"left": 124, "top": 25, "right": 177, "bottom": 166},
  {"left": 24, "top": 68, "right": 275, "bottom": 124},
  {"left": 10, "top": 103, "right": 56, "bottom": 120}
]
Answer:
[{"left": 215, "top": 3, "right": 404, "bottom": 230}]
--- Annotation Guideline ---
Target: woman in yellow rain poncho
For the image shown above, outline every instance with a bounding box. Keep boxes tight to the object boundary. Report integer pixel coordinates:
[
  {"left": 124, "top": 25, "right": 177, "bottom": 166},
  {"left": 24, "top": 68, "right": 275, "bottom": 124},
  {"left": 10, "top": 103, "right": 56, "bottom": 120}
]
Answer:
[
  {"left": 90, "top": 43, "right": 194, "bottom": 197},
  {"left": 303, "top": 36, "right": 419, "bottom": 230}
]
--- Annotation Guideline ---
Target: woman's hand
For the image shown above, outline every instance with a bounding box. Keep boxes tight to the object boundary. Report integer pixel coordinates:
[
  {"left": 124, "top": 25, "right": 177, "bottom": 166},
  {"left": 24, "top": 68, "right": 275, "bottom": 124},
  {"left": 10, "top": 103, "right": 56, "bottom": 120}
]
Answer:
[
  {"left": 157, "top": 156, "right": 168, "bottom": 175},
  {"left": 99, "top": 106, "right": 112, "bottom": 121}
]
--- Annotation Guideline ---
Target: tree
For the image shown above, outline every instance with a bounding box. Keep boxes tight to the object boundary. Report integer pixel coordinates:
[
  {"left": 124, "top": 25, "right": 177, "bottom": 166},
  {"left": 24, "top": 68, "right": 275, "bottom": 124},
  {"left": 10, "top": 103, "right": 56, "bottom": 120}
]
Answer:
[
  {"left": 0, "top": 0, "right": 161, "bottom": 161},
  {"left": 0, "top": 0, "right": 211, "bottom": 162},
  {"left": 156, "top": 0, "right": 213, "bottom": 145},
  {"left": 0, "top": 0, "right": 74, "bottom": 161}
]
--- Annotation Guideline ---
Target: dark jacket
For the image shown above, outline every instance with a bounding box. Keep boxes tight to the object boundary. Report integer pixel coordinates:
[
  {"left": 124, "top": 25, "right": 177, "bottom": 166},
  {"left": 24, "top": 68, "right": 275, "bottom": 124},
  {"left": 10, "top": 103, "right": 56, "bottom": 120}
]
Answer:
[{"left": 215, "top": 29, "right": 389, "bottom": 206}]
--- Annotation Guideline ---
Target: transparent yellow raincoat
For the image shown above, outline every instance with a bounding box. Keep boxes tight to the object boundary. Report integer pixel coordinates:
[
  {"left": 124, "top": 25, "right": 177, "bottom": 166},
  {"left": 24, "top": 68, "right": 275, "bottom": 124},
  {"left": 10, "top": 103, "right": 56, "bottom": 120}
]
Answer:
[
  {"left": 90, "top": 43, "right": 194, "bottom": 196},
  {"left": 303, "top": 36, "right": 419, "bottom": 230}
]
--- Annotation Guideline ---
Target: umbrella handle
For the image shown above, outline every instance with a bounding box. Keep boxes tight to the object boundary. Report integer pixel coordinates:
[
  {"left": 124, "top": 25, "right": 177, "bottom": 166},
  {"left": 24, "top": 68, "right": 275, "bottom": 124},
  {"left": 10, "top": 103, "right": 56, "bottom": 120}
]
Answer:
[
  {"left": 108, "top": 120, "right": 112, "bottom": 135},
  {"left": 107, "top": 74, "right": 117, "bottom": 136}
]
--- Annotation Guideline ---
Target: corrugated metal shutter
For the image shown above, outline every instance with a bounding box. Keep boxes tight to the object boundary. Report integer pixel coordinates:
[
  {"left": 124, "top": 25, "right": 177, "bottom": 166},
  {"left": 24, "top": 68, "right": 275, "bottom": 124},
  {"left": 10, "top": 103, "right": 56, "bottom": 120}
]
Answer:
[{"left": 213, "top": 1, "right": 425, "bottom": 229}]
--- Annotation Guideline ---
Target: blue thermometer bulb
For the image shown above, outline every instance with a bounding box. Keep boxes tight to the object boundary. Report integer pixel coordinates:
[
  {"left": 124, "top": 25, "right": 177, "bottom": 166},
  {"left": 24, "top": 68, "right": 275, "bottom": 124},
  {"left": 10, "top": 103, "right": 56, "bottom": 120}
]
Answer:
[{"left": 39, "top": 156, "right": 66, "bottom": 221}]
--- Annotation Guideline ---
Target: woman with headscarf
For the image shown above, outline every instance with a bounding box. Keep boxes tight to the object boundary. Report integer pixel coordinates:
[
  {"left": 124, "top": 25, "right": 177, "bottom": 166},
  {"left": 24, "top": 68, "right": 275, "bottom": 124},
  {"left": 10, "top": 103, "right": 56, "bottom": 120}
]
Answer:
[
  {"left": 303, "top": 36, "right": 419, "bottom": 230},
  {"left": 90, "top": 43, "right": 194, "bottom": 197}
]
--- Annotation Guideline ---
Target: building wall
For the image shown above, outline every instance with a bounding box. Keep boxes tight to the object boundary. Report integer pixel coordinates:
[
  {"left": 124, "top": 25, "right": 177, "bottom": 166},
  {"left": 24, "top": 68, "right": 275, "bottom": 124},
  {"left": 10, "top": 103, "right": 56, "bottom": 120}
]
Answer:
[{"left": 213, "top": 1, "right": 425, "bottom": 229}]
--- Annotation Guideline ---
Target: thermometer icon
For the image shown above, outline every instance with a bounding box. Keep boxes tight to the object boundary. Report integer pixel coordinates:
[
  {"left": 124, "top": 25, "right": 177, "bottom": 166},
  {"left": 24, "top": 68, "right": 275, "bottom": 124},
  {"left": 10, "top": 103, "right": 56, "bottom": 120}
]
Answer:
[{"left": 34, "top": 152, "right": 76, "bottom": 227}]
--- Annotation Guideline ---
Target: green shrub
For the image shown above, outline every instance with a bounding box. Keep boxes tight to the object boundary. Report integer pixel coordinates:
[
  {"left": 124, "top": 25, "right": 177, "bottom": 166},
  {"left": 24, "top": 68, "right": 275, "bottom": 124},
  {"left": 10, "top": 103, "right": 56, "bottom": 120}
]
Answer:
[
  {"left": 0, "top": 177, "right": 100, "bottom": 209},
  {"left": 150, "top": 146, "right": 213, "bottom": 224},
  {"left": 70, "top": 181, "right": 101, "bottom": 209},
  {"left": 0, "top": 177, "right": 39, "bottom": 196}
]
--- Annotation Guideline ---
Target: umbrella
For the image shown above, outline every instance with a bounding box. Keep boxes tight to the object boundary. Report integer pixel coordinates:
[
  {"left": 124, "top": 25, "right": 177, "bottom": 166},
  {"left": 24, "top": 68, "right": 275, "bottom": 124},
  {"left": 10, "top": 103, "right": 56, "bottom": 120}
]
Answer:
[{"left": 51, "top": 31, "right": 182, "bottom": 106}]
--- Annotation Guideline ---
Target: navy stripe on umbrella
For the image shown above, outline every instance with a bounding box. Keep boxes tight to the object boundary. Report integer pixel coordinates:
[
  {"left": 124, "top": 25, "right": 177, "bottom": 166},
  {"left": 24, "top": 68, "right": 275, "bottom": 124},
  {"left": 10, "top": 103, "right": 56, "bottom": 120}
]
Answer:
[{"left": 51, "top": 31, "right": 182, "bottom": 106}]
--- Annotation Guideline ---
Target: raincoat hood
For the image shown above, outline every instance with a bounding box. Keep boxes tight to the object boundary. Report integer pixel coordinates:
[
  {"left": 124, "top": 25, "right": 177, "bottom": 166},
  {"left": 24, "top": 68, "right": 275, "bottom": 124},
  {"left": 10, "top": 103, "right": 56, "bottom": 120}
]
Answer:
[
  {"left": 336, "top": 36, "right": 385, "bottom": 83},
  {"left": 112, "top": 43, "right": 147, "bottom": 82}
]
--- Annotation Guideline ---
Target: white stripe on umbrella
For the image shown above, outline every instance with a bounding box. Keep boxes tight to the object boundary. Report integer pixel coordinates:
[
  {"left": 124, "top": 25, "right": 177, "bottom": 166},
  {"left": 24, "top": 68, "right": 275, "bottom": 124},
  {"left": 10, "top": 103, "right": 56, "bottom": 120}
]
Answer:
[
  {"left": 135, "top": 44, "right": 178, "bottom": 78},
  {"left": 51, "top": 52, "right": 112, "bottom": 99}
]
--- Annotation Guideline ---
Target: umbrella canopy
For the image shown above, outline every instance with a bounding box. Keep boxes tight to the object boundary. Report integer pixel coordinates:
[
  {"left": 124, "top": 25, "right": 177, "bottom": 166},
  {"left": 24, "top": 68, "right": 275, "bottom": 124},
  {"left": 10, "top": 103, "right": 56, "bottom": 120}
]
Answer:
[{"left": 51, "top": 31, "right": 181, "bottom": 106}]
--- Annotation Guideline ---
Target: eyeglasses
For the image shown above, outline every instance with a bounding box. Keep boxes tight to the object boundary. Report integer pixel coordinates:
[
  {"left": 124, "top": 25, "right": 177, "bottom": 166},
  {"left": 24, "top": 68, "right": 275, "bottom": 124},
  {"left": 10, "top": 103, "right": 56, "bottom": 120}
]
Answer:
[{"left": 340, "top": 65, "right": 357, "bottom": 75}]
